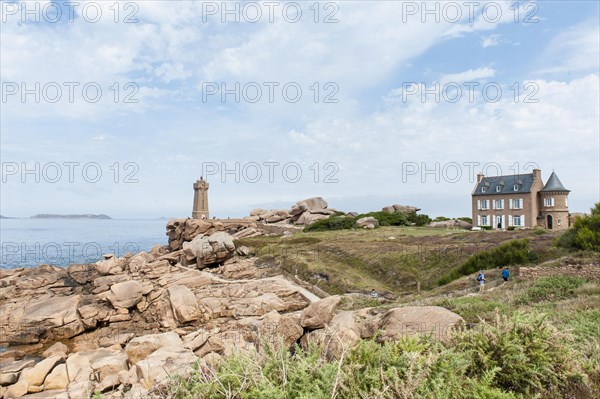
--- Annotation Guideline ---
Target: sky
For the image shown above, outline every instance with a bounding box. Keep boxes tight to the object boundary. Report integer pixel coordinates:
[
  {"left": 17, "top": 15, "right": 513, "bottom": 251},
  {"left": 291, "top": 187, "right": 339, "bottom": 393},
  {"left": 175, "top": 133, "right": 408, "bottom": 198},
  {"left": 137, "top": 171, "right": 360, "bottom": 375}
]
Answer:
[{"left": 1, "top": 0, "right": 599, "bottom": 219}]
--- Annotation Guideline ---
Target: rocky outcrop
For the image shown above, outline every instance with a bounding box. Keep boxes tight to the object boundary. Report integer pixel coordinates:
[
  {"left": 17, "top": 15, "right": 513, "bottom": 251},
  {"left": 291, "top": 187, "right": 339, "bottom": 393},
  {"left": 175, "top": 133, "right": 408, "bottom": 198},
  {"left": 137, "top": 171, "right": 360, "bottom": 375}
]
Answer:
[
  {"left": 429, "top": 219, "right": 472, "bottom": 230},
  {"left": 377, "top": 306, "right": 464, "bottom": 343},
  {"left": 182, "top": 232, "right": 236, "bottom": 268},
  {"left": 302, "top": 306, "right": 464, "bottom": 360},
  {"left": 0, "top": 248, "right": 318, "bottom": 398},
  {"left": 245, "top": 197, "right": 336, "bottom": 227},
  {"left": 356, "top": 216, "right": 379, "bottom": 229},
  {"left": 382, "top": 204, "right": 420, "bottom": 214},
  {"left": 166, "top": 218, "right": 259, "bottom": 252},
  {"left": 300, "top": 295, "right": 341, "bottom": 329}
]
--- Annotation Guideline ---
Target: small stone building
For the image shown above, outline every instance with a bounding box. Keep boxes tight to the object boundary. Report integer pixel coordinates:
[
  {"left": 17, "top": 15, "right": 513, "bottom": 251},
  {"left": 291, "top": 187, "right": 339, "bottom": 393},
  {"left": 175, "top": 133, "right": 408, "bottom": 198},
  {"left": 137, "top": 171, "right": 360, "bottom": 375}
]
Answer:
[{"left": 471, "top": 169, "right": 570, "bottom": 230}]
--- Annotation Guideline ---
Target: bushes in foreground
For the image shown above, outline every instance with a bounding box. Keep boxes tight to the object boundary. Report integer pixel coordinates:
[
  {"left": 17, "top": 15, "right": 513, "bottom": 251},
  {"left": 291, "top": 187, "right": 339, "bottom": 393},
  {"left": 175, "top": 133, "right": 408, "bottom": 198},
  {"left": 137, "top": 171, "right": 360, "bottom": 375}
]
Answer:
[
  {"left": 166, "top": 313, "right": 591, "bottom": 399},
  {"left": 557, "top": 203, "right": 600, "bottom": 251},
  {"left": 437, "top": 238, "right": 537, "bottom": 286}
]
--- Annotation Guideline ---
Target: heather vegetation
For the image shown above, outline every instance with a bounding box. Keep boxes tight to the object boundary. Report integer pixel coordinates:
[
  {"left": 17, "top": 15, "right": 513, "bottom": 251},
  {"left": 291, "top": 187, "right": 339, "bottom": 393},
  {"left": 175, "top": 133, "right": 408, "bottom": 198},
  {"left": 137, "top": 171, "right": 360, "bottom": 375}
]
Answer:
[{"left": 166, "top": 308, "right": 598, "bottom": 399}]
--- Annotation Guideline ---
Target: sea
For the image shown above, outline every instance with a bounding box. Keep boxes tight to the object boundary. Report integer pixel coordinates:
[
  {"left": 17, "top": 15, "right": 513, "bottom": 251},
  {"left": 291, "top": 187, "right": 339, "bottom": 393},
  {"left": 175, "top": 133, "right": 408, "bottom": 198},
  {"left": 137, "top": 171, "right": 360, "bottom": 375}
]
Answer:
[{"left": 0, "top": 218, "right": 169, "bottom": 269}]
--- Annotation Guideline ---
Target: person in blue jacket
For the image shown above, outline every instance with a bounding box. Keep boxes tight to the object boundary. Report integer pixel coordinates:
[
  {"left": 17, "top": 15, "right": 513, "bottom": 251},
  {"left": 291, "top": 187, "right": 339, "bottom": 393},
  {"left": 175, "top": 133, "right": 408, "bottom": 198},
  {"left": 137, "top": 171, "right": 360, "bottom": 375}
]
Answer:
[{"left": 501, "top": 267, "right": 510, "bottom": 282}]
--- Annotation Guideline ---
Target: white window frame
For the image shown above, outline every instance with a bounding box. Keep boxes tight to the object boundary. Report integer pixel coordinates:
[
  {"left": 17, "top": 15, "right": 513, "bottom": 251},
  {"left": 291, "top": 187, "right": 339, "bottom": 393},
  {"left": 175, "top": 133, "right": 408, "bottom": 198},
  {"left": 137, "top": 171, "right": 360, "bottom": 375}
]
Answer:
[
  {"left": 510, "top": 198, "right": 523, "bottom": 209},
  {"left": 481, "top": 215, "right": 489, "bottom": 226},
  {"left": 479, "top": 199, "right": 489, "bottom": 210},
  {"left": 513, "top": 215, "right": 522, "bottom": 227},
  {"left": 513, "top": 184, "right": 519, "bottom": 191},
  {"left": 494, "top": 199, "right": 504, "bottom": 210},
  {"left": 481, "top": 186, "right": 487, "bottom": 193},
  {"left": 544, "top": 197, "right": 555, "bottom": 207},
  {"left": 496, "top": 186, "right": 502, "bottom": 192}
]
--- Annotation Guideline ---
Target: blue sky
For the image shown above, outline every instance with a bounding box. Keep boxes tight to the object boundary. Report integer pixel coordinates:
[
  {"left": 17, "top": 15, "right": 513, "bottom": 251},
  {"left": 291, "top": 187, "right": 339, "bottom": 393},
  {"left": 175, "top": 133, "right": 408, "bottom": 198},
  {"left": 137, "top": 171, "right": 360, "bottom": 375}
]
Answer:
[{"left": 1, "top": 0, "right": 599, "bottom": 218}]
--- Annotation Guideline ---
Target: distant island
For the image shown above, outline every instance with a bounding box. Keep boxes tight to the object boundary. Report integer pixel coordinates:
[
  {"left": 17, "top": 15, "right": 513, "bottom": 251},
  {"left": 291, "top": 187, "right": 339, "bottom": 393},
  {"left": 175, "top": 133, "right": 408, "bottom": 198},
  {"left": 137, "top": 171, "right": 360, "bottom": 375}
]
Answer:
[
  {"left": 0, "top": 215, "right": 18, "bottom": 219},
  {"left": 30, "top": 214, "right": 112, "bottom": 219}
]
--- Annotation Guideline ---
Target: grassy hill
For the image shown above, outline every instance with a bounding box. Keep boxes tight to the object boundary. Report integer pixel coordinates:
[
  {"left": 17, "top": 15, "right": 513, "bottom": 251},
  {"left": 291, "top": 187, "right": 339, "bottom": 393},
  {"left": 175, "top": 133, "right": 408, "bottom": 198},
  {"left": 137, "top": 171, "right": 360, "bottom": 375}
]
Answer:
[{"left": 237, "top": 226, "right": 568, "bottom": 296}]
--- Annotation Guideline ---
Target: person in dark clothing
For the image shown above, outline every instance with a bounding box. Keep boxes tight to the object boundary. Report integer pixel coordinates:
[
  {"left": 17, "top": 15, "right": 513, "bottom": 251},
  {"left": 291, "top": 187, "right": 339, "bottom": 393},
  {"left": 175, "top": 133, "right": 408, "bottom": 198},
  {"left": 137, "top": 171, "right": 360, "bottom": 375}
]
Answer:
[
  {"left": 477, "top": 271, "right": 486, "bottom": 292},
  {"left": 501, "top": 267, "right": 510, "bottom": 282}
]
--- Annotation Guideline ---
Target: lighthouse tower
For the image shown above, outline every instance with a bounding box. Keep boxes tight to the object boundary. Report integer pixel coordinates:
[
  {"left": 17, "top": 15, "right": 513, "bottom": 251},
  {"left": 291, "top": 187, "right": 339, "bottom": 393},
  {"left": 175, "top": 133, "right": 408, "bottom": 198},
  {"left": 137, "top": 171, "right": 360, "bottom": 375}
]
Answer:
[{"left": 192, "top": 177, "right": 209, "bottom": 219}]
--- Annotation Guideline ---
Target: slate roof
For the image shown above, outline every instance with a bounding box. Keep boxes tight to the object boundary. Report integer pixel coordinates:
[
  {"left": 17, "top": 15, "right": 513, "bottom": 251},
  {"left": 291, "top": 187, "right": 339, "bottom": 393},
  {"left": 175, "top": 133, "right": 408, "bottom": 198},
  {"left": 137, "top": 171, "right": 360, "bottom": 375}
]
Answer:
[
  {"left": 540, "top": 172, "right": 570, "bottom": 192},
  {"left": 472, "top": 173, "right": 534, "bottom": 196}
]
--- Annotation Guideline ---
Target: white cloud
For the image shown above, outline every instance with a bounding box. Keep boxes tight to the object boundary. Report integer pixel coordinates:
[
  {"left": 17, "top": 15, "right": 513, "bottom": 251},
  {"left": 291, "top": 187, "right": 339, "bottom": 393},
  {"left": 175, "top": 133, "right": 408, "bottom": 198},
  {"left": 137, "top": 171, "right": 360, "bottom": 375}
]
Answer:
[
  {"left": 481, "top": 34, "right": 501, "bottom": 48},
  {"left": 440, "top": 67, "right": 496, "bottom": 84},
  {"left": 536, "top": 22, "right": 600, "bottom": 75}
]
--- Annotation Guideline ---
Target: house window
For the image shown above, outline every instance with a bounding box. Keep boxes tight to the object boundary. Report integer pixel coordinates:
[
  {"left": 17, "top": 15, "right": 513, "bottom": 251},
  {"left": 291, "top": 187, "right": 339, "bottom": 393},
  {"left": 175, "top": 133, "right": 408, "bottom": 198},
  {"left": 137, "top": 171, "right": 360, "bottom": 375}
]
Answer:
[
  {"left": 565, "top": 198, "right": 568, "bottom": 207},
  {"left": 481, "top": 186, "right": 486, "bottom": 193},
  {"left": 496, "top": 186, "right": 502, "bottom": 192},
  {"left": 511, "top": 198, "right": 523, "bottom": 209},
  {"left": 544, "top": 197, "right": 555, "bottom": 207},
  {"left": 494, "top": 199, "right": 504, "bottom": 209},
  {"left": 513, "top": 216, "right": 522, "bottom": 226},
  {"left": 481, "top": 215, "right": 489, "bottom": 226},
  {"left": 478, "top": 200, "right": 489, "bottom": 210},
  {"left": 513, "top": 184, "right": 519, "bottom": 191}
]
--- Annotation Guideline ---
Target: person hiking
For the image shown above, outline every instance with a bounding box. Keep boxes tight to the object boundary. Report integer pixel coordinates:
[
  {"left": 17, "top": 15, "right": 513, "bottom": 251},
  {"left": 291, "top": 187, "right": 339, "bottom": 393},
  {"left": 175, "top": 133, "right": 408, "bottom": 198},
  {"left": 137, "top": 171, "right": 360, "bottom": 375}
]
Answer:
[
  {"left": 477, "top": 271, "right": 486, "bottom": 292},
  {"left": 501, "top": 267, "right": 510, "bottom": 282}
]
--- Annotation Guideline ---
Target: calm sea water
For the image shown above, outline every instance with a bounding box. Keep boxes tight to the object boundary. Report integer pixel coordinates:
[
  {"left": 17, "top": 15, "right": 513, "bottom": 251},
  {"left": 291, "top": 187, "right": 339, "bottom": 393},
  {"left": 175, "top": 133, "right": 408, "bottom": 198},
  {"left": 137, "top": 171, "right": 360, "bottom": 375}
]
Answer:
[{"left": 0, "top": 218, "right": 168, "bottom": 269}]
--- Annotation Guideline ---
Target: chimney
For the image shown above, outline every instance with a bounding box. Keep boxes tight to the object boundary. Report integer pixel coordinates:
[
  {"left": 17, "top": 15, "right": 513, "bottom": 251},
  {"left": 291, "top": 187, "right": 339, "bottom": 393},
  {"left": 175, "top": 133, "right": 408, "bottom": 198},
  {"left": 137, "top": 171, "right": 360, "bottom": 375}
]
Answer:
[
  {"left": 532, "top": 169, "right": 541, "bottom": 184},
  {"left": 477, "top": 172, "right": 484, "bottom": 183}
]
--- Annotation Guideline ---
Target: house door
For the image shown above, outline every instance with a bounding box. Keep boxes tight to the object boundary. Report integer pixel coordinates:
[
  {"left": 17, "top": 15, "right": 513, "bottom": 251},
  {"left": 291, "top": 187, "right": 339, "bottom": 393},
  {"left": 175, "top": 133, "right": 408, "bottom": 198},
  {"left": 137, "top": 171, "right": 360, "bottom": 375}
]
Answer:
[
  {"left": 547, "top": 215, "right": 553, "bottom": 229},
  {"left": 496, "top": 216, "right": 503, "bottom": 229}
]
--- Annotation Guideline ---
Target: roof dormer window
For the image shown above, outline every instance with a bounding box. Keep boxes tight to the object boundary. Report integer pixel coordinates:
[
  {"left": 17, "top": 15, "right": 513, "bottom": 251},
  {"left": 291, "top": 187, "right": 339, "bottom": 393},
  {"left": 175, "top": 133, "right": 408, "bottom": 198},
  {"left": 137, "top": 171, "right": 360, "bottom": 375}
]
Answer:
[
  {"left": 496, "top": 186, "right": 502, "bottom": 192},
  {"left": 481, "top": 186, "right": 486, "bottom": 193},
  {"left": 513, "top": 184, "right": 519, "bottom": 191}
]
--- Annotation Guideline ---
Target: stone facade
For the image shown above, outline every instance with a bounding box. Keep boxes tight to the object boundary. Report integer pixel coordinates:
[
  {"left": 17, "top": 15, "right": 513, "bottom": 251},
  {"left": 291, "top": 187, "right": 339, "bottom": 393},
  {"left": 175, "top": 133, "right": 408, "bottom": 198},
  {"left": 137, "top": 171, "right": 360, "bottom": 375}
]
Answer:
[
  {"left": 192, "top": 177, "right": 209, "bottom": 219},
  {"left": 537, "top": 190, "right": 569, "bottom": 230},
  {"left": 472, "top": 169, "right": 570, "bottom": 230}
]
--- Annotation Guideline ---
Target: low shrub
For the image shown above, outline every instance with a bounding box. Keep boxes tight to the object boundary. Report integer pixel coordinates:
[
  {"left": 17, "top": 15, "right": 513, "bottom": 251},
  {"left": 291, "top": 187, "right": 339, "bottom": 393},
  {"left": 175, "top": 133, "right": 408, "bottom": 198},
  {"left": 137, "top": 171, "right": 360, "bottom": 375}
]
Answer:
[
  {"left": 304, "top": 216, "right": 356, "bottom": 232},
  {"left": 408, "top": 213, "right": 432, "bottom": 226},
  {"left": 518, "top": 276, "right": 587, "bottom": 303},
  {"left": 451, "top": 312, "right": 584, "bottom": 398}
]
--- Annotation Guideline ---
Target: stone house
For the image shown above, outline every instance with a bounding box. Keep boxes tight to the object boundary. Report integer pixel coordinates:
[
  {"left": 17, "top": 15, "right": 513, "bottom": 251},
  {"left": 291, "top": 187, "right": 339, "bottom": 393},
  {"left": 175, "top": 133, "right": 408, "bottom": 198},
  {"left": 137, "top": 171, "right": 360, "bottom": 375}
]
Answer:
[{"left": 471, "top": 169, "right": 570, "bottom": 230}]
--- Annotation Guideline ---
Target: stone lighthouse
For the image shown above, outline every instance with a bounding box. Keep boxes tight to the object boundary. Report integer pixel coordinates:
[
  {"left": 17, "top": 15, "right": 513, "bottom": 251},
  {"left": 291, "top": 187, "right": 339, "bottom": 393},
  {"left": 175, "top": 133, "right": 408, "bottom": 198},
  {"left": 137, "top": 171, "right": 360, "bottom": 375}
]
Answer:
[{"left": 192, "top": 177, "right": 209, "bottom": 219}]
